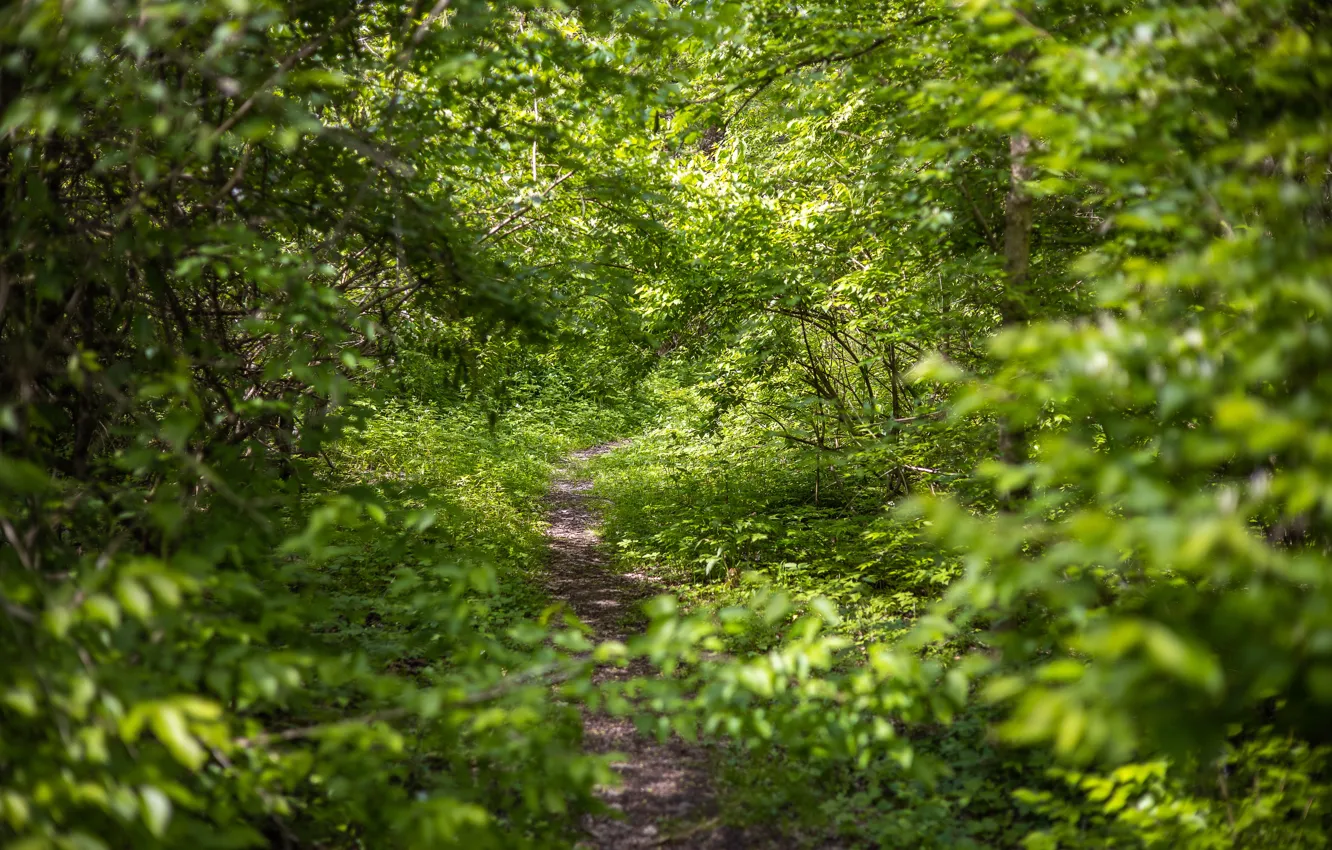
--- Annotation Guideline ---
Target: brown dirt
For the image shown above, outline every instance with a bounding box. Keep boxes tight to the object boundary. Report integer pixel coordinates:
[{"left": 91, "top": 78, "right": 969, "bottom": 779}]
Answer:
[{"left": 544, "top": 443, "right": 743, "bottom": 849}]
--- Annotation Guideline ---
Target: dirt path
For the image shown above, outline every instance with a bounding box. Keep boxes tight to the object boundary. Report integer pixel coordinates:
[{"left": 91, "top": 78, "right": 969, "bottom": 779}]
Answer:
[{"left": 544, "top": 444, "right": 735, "bottom": 849}]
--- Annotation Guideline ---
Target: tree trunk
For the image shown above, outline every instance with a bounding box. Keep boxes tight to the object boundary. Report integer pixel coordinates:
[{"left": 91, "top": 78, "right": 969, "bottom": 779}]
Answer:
[
  {"left": 999, "top": 132, "right": 1034, "bottom": 492},
  {"left": 1001, "top": 132, "right": 1033, "bottom": 325}
]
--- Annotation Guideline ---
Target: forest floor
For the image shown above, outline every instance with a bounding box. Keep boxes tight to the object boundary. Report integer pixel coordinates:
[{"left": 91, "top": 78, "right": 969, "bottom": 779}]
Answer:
[{"left": 544, "top": 443, "right": 737, "bottom": 849}]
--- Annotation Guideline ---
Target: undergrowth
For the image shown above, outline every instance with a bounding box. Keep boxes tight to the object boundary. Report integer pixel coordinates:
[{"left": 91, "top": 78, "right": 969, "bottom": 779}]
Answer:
[
  {"left": 587, "top": 381, "right": 949, "bottom": 651},
  {"left": 233, "top": 398, "right": 642, "bottom": 847},
  {"left": 586, "top": 384, "right": 1332, "bottom": 849}
]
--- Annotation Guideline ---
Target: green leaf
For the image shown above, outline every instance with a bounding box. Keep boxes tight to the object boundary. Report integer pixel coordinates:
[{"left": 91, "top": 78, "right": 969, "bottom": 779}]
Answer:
[
  {"left": 139, "top": 786, "right": 171, "bottom": 838},
  {"left": 149, "top": 706, "right": 206, "bottom": 770}
]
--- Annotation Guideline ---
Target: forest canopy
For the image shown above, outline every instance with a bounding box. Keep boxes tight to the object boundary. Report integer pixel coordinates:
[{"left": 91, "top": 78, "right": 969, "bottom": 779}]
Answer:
[{"left": 3, "top": 0, "right": 1332, "bottom": 847}]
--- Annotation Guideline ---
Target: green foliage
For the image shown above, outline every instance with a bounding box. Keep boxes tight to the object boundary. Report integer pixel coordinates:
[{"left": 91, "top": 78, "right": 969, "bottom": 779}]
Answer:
[
  {"left": 1019, "top": 738, "right": 1332, "bottom": 849},
  {"left": 596, "top": 0, "right": 1332, "bottom": 846},
  {"left": 0, "top": 0, "right": 658, "bottom": 844},
  {"left": 0, "top": 390, "right": 639, "bottom": 848},
  {"left": 902, "top": 0, "right": 1332, "bottom": 769},
  {"left": 588, "top": 378, "right": 952, "bottom": 645},
  {"left": 8, "top": 0, "right": 1332, "bottom": 846}
]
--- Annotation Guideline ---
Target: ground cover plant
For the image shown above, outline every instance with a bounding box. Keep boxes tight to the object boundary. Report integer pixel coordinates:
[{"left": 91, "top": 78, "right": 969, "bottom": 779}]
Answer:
[{"left": 5, "top": 0, "right": 1332, "bottom": 847}]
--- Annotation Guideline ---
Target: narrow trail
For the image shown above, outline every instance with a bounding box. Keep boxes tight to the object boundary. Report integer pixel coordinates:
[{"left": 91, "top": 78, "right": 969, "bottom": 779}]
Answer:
[{"left": 544, "top": 444, "right": 735, "bottom": 849}]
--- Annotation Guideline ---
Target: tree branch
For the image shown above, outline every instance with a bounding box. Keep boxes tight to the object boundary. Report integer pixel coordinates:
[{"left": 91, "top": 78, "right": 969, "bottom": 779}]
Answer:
[{"left": 474, "top": 170, "right": 576, "bottom": 246}]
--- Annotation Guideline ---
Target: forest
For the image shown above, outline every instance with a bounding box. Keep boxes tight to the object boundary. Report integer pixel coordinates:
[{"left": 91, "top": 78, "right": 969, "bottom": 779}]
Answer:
[{"left": 3, "top": 0, "right": 1332, "bottom": 847}]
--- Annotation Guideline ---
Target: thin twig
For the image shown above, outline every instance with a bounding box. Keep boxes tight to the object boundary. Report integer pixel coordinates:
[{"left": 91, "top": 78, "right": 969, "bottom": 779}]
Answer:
[
  {"left": 957, "top": 173, "right": 1000, "bottom": 253},
  {"left": 1010, "top": 8, "right": 1053, "bottom": 40},
  {"left": 474, "top": 170, "right": 576, "bottom": 246},
  {"left": 410, "top": 0, "right": 452, "bottom": 47},
  {"left": 902, "top": 464, "right": 963, "bottom": 477},
  {"left": 722, "top": 35, "right": 893, "bottom": 131},
  {"left": 213, "top": 8, "right": 361, "bottom": 140}
]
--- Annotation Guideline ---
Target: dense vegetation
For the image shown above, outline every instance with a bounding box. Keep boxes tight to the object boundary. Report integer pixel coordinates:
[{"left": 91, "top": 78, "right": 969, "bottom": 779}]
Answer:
[{"left": 4, "top": 0, "right": 1332, "bottom": 847}]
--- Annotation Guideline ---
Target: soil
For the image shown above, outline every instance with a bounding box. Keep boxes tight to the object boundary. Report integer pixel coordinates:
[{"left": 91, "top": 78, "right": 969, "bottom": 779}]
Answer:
[{"left": 544, "top": 443, "right": 742, "bottom": 849}]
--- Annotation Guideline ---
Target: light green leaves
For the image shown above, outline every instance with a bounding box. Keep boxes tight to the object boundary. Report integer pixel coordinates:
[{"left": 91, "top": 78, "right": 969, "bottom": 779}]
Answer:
[
  {"left": 121, "top": 699, "right": 224, "bottom": 771},
  {"left": 138, "top": 787, "right": 172, "bottom": 838}
]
